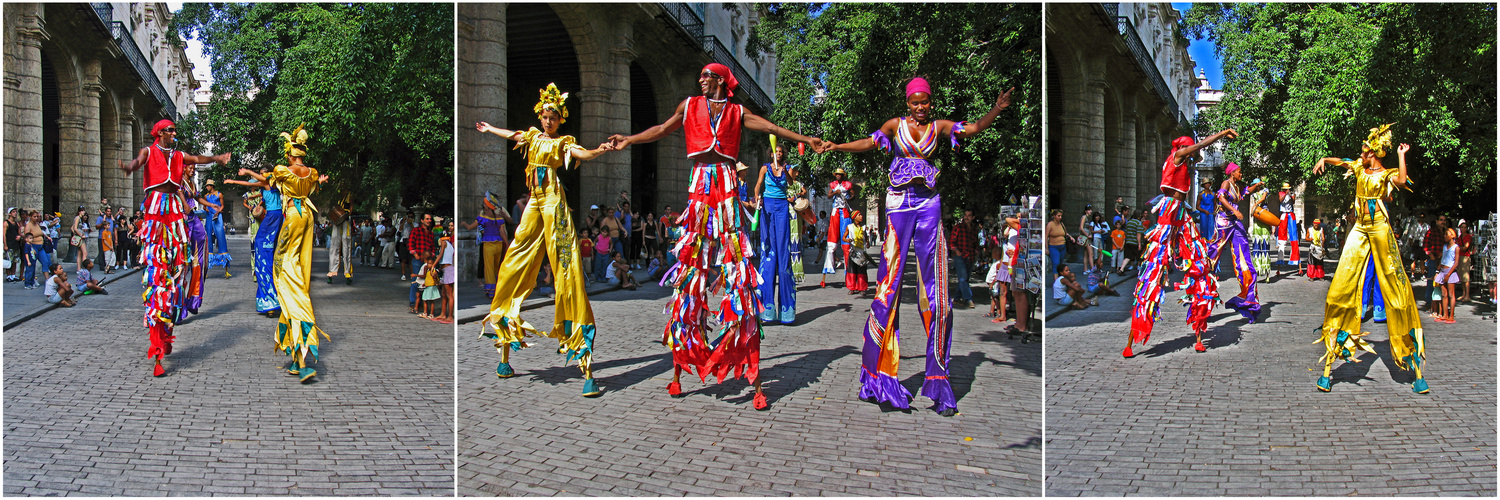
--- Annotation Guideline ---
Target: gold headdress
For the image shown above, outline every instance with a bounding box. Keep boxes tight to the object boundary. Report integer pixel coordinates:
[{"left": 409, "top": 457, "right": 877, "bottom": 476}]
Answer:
[
  {"left": 533, "top": 83, "right": 569, "bottom": 124},
  {"left": 1361, "top": 123, "right": 1393, "bottom": 158},
  {"left": 279, "top": 123, "right": 310, "bottom": 158}
]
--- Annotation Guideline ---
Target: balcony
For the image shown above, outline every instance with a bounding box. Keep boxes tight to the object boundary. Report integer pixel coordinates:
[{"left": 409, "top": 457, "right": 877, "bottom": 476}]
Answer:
[
  {"left": 657, "top": 3, "right": 774, "bottom": 114},
  {"left": 1097, "top": 4, "right": 1192, "bottom": 132},
  {"left": 89, "top": 3, "right": 176, "bottom": 119}
]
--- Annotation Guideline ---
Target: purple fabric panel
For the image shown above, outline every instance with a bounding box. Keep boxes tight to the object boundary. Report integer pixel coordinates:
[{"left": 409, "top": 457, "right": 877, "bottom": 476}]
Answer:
[
  {"left": 949, "top": 121, "right": 965, "bottom": 148},
  {"left": 871, "top": 130, "right": 892, "bottom": 154},
  {"left": 889, "top": 157, "right": 940, "bottom": 188}
]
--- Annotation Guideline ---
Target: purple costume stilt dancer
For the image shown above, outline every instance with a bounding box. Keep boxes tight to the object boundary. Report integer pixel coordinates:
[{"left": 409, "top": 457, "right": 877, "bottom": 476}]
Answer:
[
  {"left": 1208, "top": 163, "right": 1260, "bottom": 322},
  {"left": 823, "top": 78, "right": 1012, "bottom": 416}
]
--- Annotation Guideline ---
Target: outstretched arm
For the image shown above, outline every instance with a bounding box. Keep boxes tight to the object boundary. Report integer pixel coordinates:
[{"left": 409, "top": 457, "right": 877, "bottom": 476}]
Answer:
[
  {"left": 223, "top": 178, "right": 268, "bottom": 189},
  {"left": 607, "top": 100, "right": 687, "bottom": 149},
  {"left": 1175, "top": 129, "right": 1237, "bottom": 163},
  {"left": 119, "top": 147, "right": 150, "bottom": 174},
  {"left": 1310, "top": 157, "right": 1353, "bottom": 175},
  {"left": 475, "top": 122, "right": 524, "bottom": 142},
  {"left": 823, "top": 118, "right": 900, "bottom": 153},
  {"left": 742, "top": 110, "right": 823, "bottom": 152},
  {"left": 951, "top": 87, "right": 1014, "bottom": 139},
  {"left": 568, "top": 145, "right": 613, "bottom": 161},
  {"left": 183, "top": 152, "right": 231, "bottom": 166}
]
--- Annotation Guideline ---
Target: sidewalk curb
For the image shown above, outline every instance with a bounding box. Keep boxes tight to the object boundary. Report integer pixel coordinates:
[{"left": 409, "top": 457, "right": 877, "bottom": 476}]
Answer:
[
  {"left": 4, "top": 266, "right": 141, "bottom": 330},
  {"left": 1045, "top": 271, "right": 1138, "bottom": 322}
]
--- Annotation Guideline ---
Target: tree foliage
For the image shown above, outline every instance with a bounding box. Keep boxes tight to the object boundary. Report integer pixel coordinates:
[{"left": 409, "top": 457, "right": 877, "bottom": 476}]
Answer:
[
  {"left": 1184, "top": 3, "right": 1495, "bottom": 217},
  {"left": 173, "top": 3, "right": 454, "bottom": 215},
  {"left": 750, "top": 3, "right": 1041, "bottom": 217}
]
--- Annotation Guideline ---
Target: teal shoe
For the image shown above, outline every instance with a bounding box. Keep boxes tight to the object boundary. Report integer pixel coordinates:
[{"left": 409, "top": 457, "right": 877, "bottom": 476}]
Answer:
[
  {"left": 581, "top": 378, "right": 602, "bottom": 397},
  {"left": 1412, "top": 378, "right": 1429, "bottom": 394},
  {"left": 496, "top": 362, "right": 514, "bottom": 378},
  {"left": 1316, "top": 376, "right": 1331, "bottom": 392},
  {"left": 285, "top": 361, "right": 299, "bottom": 376},
  {"left": 299, "top": 367, "right": 317, "bottom": 383}
]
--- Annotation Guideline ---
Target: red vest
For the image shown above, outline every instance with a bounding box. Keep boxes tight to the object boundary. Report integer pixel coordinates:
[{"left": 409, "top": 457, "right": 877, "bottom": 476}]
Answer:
[
  {"left": 683, "top": 96, "right": 743, "bottom": 162},
  {"left": 144, "top": 143, "right": 185, "bottom": 191},
  {"left": 1159, "top": 156, "right": 1190, "bottom": 196}
]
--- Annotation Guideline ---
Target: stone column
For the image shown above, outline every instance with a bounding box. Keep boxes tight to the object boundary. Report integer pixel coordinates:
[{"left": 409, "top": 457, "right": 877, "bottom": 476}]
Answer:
[
  {"left": 1138, "top": 121, "right": 1161, "bottom": 205},
  {"left": 4, "top": 4, "right": 46, "bottom": 211},
  {"left": 455, "top": 3, "right": 507, "bottom": 285},
  {"left": 576, "top": 30, "right": 633, "bottom": 213},
  {"left": 59, "top": 59, "right": 103, "bottom": 252},
  {"left": 118, "top": 96, "right": 137, "bottom": 211},
  {"left": 1060, "top": 55, "right": 1106, "bottom": 226},
  {"left": 653, "top": 74, "right": 690, "bottom": 216},
  {"left": 1117, "top": 104, "right": 1138, "bottom": 209}
]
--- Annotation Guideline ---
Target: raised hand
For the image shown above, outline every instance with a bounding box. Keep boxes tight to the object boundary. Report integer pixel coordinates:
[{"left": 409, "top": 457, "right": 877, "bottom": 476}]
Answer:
[
  {"left": 1312, "top": 159, "right": 1326, "bottom": 175},
  {"left": 1223, "top": 129, "right": 1239, "bottom": 140},
  {"left": 317, "top": 175, "right": 329, "bottom": 184},
  {"left": 1397, "top": 143, "right": 1411, "bottom": 155},
  {"left": 995, "top": 87, "right": 1015, "bottom": 111}
]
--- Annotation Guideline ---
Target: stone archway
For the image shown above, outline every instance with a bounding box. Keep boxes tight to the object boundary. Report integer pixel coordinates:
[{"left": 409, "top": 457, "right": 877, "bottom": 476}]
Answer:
[
  {"left": 41, "top": 49, "right": 62, "bottom": 214},
  {"left": 628, "top": 61, "right": 657, "bottom": 219},
  {"left": 504, "top": 3, "right": 583, "bottom": 215}
]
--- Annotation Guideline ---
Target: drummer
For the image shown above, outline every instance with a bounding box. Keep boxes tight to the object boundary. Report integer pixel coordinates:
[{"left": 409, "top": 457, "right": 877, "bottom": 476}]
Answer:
[{"left": 1248, "top": 177, "right": 1275, "bottom": 282}]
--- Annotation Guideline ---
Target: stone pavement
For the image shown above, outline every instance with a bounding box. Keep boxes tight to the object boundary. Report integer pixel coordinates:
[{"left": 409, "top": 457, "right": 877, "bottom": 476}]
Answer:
[
  {"left": 3, "top": 237, "right": 454, "bottom": 496},
  {"left": 1044, "top": 268, "right": 1497, "bottom": 496},
  {"left": 457, "top": 255, "right": 1042, "bottom": 496}
]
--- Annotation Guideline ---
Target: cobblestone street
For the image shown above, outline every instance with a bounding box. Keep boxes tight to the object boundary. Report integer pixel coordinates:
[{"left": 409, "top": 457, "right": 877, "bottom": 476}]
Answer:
[
  {"left": 1045, "top": 269, "right": 1497, "bottom": 496},
  {"left": 457, "top": 260, "right": 1041, "bottom": 496},
  {"left": 3, "top": 238, "right": 454, "bottom": 496}
]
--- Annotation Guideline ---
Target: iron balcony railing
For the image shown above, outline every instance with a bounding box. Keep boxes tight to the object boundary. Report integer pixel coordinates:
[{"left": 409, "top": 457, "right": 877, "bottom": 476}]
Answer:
[
  {"left": 109, "top": 21, "right": 176, "bottom": 120},
  {"left": 1114, "top": 15, "right": 1191, "bottom": 132},
  {"left": 90, "top": 3, "right": 176, "bottom": 119},
  {"left": 658, "top": 3, "right": 774, "bottom": 114}
]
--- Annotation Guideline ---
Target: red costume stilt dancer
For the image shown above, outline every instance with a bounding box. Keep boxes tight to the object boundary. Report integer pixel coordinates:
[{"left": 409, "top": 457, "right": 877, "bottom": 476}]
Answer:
[
  {"left": 1123, "top": 129, "right": 1237, "bottom": 358},
  {"left": 119, "top": 119, "right": 230, "bottom": 376},
  {"left": 607, "top": 63, "right": 824, "bottom": 410}
]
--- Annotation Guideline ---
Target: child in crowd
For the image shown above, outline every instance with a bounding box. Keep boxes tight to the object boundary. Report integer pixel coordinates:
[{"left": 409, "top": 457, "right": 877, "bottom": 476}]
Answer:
[
  {"left": 421, "top": 251, "right": 441, "bottom": 319},
  {"left": 1053, "top": 265, "right": 1093, "bottom": 310},
  {"left": 1435, "top": 228, "right": 1459, "bottom": 324},
  {"left": 1087, "top": 257, "right": 1121, "bottom": 296},
  {"left": 76, "top": 258, "right": 108, "bottom": 295},
  {"left": 594, "top": 231, "right": 612, "bottom": 283},
  {"left": 608, "top": 251, "right": 638, "bottom": 290},
  {"left": 44, "top": 263, "right": 75, "bottom": 307},
  {"left": 646, "top": 250, "right": 663, "bottom": 282},
  {"left": 412, "top": 251, "right": 430, "bottom": 316},
  {"left": 985, "top": 244, "right": 1006, "bottom": 323},
  {"left": 579, "top": 229, "right": 595, "bottom": 283}
]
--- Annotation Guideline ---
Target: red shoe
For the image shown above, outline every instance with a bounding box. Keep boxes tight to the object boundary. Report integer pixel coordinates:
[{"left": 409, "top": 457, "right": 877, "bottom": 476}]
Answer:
[
  {"left": 667, "top": 382, "right": 683, "bottom": 397},
  {"left": 153, "top": 362, "right": 165, "bottom": 377},
  {"left": 1194, "top": 341, "right": 1207, "bottom": 352},
  {"left": 1122, "top": 346, "right": 1134, "bottom": 358},
  {"left": 753, "top": 392, "right": 768, "bottom": 410}
]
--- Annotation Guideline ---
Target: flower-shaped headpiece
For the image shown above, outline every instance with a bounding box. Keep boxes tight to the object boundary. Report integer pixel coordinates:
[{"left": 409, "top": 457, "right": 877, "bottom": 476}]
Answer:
[
  {"left": 1362, "top": 123, "right": 1393, "bottom": 158},
  {"left": 534, "top": 83, "right": 569, "bottom": 124},
  {"left": 279, "top": 123, "right": 309, "bottom": 158}
]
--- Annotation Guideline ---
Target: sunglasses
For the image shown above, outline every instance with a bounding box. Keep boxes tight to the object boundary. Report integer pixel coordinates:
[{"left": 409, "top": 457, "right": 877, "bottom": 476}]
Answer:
[{"left": 162, "top": 128, "right": 176, "bottom": 133}]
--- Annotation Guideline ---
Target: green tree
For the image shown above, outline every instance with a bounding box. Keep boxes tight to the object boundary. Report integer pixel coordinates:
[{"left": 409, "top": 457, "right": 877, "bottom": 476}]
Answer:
[
  {"left": 1184, "top": 3, "right": 1495, "bottom": 218},
  {"left": 750, "top": 3, "right": 1041, "bottom": 218},
  {"left": 173, "top": 3, "right": 454, "bottom": 215}
]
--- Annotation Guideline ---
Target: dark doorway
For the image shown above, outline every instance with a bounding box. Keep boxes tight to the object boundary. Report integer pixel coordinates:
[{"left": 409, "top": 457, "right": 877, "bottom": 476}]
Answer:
[
  {"left": 505, "top": 4, "right": 582, "bottom": 216},
  {"left": 42, "top": 51, "right": 60, "bottom": 214},
  {"left": 629, "top": 62, "right": 657, "bottom": 217}
]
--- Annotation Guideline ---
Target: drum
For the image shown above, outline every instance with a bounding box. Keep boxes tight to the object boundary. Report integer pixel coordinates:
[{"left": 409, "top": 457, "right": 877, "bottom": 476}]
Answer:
[{"left": 1252, "top": 207, "right": 1281, "bottom": 227}]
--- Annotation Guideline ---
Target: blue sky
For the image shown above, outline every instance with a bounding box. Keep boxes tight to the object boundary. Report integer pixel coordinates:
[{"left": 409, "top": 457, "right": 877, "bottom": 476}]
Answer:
[{"left": 1173, "top": 3, "right": 1222, "bottom": 89}]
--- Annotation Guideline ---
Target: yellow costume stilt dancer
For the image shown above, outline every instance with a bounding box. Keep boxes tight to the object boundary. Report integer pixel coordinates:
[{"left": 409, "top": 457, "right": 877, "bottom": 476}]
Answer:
[
  {"left": 475, "top": 83, "right": 613, "bottom": 397},
  {"left": 268, "top": 125, "right": 330, "bottom": 383},
  {"left": 1310, "top": 124, "right": 1427, "bottom": 394}
]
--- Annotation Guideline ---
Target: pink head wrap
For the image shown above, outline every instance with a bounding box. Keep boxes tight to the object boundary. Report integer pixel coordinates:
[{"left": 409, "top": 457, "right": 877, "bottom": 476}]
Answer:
[
  {"left": 702, "top": 63, "right": 738, "bottom": 97},
  {"left": 905, "top": 77, "right": 931, "bottom": 98},
  {"left": 1224, "top": 162, "right": 1240, "bottom": 174}
]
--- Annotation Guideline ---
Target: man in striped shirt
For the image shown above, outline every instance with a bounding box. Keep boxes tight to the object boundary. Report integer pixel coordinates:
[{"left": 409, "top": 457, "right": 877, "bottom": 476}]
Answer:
[{"left": 1119, "top": 207, "right": 1145, "bottom": 274}]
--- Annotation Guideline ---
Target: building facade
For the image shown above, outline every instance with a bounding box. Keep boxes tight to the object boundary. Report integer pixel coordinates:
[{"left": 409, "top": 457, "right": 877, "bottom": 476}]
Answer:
[
  {"left": 455, "top": 3, "right": 779, "bottom": 284},
  {"left": 1046, "top": 3, "right": 1196, "bottom": 222},
  {"left": 4, "top": 2, "right": 200, "bottom": 252}
]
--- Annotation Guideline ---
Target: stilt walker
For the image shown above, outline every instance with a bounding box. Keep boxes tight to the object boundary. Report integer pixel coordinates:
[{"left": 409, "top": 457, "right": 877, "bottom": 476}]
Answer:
[
  {"left": 607, "top": 64, "right": 826, "bottom": 410},
  {"left": 820, "top": 170, "right": 853, "bottom": 287},
  {"left": 1277, "top": 182, "right": 1301, "bottom": 274},
  {"left": 475, "top": 84, "right": 612, "bottom": 397},
  {"left": 821, "top": 78, "right": 1012, "bottom": 415},
  {"left": 1248, "top": 183, "right": 1274, "bottom": 282},
  {"left": 225, "top": 168, "right": 282, "bottom": 316},
  {"left": 118, "top": 119, "right": 231, "bottom": 376},
  {"left": 464, "top": 192, "right": 511, "bottom": 299},
  {"left": 202, "top": 181, "right": 233, "bottom": 278},
  {"left": 269, "top": 125, "right": 331, "bottom": 382},
  {"left": 755, "top": 141, "right": 797, "bottom": 324},
  {"left": 1207, "top": 163, "right": 1263, "bottom": 322},
  {"left": 1123, "top": 129, "right": 1239, "bottom": 358},
  {"left": 180, "top": 177, "right": 209, "bottom": 318},
  {"left": 1310, "top": 124, "right": 1426, "bottom": 393}
]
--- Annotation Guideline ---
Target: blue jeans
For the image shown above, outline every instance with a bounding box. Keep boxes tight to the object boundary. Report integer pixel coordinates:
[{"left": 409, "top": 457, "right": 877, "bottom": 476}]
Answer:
[
  {"left": 409, "top": 281, "right": 420, "bottom": 307},
  {"left": 953, "top": 255, "right": 973, "bottom": 302},
  {"left": 1049, "top": 244, "right": 1066, "bottom": 274},
  {"left": 25, "top": 243, "right": 50, "bottom": 287}
]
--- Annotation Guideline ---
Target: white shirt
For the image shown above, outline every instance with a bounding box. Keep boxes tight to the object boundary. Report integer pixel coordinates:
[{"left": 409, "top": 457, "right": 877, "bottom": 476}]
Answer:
[
  {"left": 44, "top": 274, "right": 60, "bottom": 297},
  {"left": 1053, "top": 276, "right": 1067, "bottom": 298},
  {"left": 376, "top": 224, "right": 391, "bottom": 245}
]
